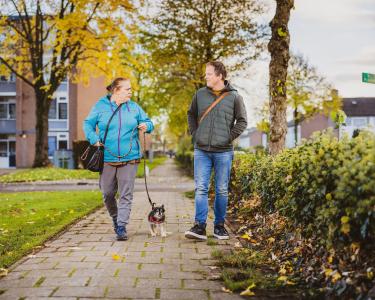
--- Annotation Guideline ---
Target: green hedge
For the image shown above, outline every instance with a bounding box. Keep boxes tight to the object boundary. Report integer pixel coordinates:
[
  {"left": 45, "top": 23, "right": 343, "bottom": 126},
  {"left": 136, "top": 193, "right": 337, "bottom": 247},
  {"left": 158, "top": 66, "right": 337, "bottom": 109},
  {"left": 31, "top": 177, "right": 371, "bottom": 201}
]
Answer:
[
  {"left": 175, "top": 151, "right": 194, "bottom": 176},
  {"left": 231, "top": 130, "right": 375, "bottom": 248}
]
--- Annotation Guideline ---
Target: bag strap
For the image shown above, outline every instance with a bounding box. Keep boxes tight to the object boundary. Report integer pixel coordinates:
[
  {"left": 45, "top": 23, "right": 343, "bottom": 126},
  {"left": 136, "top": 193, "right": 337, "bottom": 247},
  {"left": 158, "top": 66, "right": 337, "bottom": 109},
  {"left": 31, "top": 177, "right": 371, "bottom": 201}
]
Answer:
[
  {"left": 102, "top": 98, "right": 123, "bottom": 145},
  {"left": 198, "top": 92, "right": 229, "bottom": 124}
]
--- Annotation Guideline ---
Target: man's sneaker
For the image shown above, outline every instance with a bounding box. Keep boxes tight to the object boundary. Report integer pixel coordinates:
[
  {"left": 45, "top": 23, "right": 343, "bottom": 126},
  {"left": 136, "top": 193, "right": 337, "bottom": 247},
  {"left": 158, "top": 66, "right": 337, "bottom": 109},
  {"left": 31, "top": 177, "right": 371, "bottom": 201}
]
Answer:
[
  {"left": 112, "top": 216, "right": 118, "bottom": 233},
  {"left": 185, "top": 223, "right": 207, "bottom": 240},
  {"left": 213, "top": 224, "right": 229, "bottom": 240},
  {"left": 116, "top": 226, "right": 128, "bottom": 241}
]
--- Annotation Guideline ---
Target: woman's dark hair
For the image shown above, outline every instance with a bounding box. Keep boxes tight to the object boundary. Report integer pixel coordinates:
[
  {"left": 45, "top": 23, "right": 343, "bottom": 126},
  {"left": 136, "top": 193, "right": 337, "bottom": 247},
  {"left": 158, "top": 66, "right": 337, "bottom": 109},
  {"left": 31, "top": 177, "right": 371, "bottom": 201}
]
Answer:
[
  {"left": 106, "top": 77, "right": 130, "bottom": 93},
  {"left": 206, "top": 61, "right": 227, "bottom": 80}
]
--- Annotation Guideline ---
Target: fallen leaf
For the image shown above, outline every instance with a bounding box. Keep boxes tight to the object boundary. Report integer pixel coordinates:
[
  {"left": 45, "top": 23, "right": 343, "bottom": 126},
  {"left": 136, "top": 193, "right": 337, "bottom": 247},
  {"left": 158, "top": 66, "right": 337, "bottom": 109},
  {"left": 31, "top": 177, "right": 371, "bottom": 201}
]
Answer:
[
  {"left": 324, "top": 268, "right": 333, "bottom": 277},
  {"left": 241, "top": 233, "right": 250, "bottom": 240},
  {"left": 240, "top": 283, "right": 256, "bottom": 296},
  {"left": 277, "top": 276, "right": 288, "bottom": 282},
  {"left": 221, "top": 287, "right": 232, "bottom": 293},
  {"left": 332, "top": 272, "right": 342, "bottom": 283},
  {"left": 112, "top": 253, "right": 121, "bottom": 261},
  {"left": 0, "top": 268, "right": 8, "bottom": 277}
]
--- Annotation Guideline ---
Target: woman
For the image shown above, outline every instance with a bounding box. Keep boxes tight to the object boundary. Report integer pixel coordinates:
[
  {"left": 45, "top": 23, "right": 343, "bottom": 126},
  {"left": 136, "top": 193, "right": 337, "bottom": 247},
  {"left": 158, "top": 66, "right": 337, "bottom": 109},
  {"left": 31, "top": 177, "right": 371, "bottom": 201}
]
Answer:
[{"left": 83, "top": 77, "right": 154, "bottom": 241}]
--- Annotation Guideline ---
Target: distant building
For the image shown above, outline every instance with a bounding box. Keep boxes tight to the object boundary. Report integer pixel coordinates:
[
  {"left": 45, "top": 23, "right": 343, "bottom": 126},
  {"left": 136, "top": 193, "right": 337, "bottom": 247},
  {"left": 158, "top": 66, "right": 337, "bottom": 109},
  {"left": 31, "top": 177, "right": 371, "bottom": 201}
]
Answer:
[{"left": 239, "top": 97, "right": 375, "bottom": 150}]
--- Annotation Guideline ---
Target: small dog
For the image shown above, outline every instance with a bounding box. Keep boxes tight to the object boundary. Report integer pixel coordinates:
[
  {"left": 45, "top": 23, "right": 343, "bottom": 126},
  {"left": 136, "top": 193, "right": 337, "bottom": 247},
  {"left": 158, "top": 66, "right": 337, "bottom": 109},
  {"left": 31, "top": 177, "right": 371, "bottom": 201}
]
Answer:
[{"left": 148, "top": 205, "right": 167, "bottom": 237}]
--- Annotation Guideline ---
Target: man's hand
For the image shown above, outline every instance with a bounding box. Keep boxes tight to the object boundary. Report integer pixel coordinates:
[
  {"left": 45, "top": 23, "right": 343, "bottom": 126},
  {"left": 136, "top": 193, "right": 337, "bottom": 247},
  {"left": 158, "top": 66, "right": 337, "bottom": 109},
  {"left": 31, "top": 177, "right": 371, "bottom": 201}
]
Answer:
[{"left": 138, "top": 123, "right": 148, "bottom": 132}]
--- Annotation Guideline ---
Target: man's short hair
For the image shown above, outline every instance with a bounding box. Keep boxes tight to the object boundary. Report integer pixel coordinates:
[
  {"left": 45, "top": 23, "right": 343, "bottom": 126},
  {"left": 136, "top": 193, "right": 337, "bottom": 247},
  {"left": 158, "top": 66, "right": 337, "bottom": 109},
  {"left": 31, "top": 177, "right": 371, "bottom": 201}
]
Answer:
[{"left": 206, "top": 61, "right": 227, "bottom": 80}]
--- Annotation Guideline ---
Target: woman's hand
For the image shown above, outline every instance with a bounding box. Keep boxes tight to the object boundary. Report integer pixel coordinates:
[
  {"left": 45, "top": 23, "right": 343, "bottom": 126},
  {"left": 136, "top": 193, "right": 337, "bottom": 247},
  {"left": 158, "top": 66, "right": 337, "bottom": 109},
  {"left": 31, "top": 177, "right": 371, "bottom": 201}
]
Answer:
[
  {"left": 94, "top": 141, "right": 102, "bottom": 147},
  {"left": 138, "top": 123, "right": 148, "bottom": 132}
]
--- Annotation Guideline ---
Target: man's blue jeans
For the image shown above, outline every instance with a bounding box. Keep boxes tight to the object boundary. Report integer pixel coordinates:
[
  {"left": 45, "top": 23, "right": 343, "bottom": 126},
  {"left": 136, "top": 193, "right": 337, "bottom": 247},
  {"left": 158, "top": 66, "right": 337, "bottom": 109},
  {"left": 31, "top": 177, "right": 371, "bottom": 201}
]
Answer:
[{"left": 193, "top": 148, "right": 234, "bottom": 225}]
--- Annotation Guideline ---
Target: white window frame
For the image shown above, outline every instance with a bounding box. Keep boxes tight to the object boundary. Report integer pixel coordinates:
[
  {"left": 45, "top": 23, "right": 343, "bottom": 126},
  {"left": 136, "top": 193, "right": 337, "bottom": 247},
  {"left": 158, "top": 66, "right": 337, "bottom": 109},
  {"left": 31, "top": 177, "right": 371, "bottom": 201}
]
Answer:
[
  {"left": 48, "top": 95, "right": 68, "bottom": 121},
  {"left": 48, "top": 132, "right": 69, "bottom": 158},
  {"left": 0, "top": 96, "right": 16, "bottom": 120}
]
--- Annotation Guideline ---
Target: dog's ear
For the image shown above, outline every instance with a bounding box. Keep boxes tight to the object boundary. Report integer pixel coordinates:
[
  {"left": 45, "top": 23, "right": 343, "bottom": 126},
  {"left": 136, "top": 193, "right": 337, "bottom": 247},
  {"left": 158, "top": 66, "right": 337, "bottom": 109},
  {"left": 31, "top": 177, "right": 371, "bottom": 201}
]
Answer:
[{"left": 161, "top": 204, "right": 165, "bottom": 211}]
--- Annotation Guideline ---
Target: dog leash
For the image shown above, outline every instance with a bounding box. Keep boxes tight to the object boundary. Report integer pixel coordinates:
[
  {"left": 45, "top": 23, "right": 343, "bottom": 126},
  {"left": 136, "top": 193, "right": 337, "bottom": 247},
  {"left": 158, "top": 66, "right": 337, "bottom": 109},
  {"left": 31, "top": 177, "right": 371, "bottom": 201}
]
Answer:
[{"left": 142, "top": 131, "right": 156, "bottom": 209}]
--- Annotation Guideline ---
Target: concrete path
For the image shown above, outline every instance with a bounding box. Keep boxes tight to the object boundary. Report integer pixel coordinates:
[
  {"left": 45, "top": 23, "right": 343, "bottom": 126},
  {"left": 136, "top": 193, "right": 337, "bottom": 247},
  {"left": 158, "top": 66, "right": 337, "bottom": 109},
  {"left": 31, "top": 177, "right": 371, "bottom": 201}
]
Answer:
[
  {"left": 0, "top": 161, "right": 194, "bottom": 193},
  {"left": 0, "top": 159, "right": 241, "bottom": 300}
]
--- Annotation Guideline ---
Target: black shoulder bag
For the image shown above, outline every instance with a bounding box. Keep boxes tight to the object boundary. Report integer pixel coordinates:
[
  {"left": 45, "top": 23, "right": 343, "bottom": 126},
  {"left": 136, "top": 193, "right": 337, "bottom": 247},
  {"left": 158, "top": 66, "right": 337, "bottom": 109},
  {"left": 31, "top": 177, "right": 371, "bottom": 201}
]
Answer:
[{"left": 81, "top": 103, "right": 123, "bottom": 172}]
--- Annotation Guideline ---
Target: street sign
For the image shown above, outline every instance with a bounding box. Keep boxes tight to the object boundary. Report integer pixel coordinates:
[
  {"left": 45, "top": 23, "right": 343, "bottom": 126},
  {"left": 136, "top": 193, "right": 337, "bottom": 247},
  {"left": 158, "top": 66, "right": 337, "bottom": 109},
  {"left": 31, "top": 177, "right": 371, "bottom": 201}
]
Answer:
[{"left": 362, "top": 72, "right": 375, "bottom": 84}]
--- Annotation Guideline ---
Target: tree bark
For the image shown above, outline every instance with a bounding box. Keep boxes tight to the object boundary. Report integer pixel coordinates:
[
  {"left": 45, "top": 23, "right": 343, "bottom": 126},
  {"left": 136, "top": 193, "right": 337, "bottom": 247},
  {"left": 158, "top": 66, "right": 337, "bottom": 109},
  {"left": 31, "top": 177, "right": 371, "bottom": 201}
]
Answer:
[
  {"left": 268, "top": 0, "right": 294, "bottom": 155},
  {"left": 33, "top": 90, "right": 51, "bottom": 167}
]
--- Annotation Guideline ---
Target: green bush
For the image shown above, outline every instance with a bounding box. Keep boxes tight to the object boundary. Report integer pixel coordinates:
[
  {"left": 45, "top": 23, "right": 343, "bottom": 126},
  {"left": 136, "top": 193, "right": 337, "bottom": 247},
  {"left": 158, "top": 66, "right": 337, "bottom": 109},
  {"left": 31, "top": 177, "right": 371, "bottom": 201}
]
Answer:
[
  {"left": 328, "top": 131, "right": 375, "bottom": 245},
  {"left": 231, "top": 129, "right": 375, "bottom": 247}
]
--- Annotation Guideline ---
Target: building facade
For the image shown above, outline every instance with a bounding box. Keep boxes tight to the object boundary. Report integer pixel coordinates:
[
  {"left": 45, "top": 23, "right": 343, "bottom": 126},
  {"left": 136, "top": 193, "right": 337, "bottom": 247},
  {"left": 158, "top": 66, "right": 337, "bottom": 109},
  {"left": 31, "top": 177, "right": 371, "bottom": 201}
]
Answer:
[{"left": 0, "top": 74, "right": 106, "bottom": 168}]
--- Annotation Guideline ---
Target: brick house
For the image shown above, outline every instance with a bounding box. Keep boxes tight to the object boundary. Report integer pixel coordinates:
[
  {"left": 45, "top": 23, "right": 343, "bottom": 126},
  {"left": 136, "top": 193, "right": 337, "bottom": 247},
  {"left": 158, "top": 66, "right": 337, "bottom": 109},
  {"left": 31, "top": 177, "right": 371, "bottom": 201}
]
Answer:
[{"left": 0, "top": 74, "right": 106, "bottom": 168}]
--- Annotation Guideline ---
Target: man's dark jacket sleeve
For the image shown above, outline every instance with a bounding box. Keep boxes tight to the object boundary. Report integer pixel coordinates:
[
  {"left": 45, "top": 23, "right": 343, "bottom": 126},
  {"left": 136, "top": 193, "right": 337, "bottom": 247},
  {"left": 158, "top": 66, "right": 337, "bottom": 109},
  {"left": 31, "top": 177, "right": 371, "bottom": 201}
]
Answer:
[
  {"left": 187, "top": 92, "right": 198, "bottom": 136},
  {"left": 230, "top": 94, "right": 247, "bottom": 141}
]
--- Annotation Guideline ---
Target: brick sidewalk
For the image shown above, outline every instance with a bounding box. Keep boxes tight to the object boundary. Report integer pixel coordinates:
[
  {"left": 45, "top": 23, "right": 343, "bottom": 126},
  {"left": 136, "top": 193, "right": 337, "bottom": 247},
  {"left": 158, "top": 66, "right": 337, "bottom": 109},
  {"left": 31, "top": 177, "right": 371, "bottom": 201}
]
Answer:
[{"left": 0, "top": 159, "right": 241, "bottom": 300}]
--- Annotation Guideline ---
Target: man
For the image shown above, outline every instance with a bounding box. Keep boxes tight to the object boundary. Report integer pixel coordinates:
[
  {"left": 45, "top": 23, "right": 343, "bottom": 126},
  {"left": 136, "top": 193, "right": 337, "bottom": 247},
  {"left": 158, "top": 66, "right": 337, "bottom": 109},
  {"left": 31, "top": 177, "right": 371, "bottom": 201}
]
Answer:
[{"left": 185, "top": 61, "right": 247, "bottom": 240}]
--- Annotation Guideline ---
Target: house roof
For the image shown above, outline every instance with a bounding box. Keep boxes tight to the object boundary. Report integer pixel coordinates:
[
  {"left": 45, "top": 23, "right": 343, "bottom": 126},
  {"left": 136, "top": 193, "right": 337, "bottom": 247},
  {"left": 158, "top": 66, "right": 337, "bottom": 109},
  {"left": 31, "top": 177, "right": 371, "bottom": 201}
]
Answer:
[{"left": 343, "top": 97, "right": 375, "bottom": 117}]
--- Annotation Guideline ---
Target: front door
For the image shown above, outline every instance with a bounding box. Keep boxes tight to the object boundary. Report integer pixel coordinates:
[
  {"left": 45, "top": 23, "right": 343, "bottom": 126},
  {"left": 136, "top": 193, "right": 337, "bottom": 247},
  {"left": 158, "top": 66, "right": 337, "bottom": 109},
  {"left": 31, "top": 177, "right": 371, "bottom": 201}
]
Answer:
[
  {"left": 0, "top": 141, "right": 8, "bottom": 168},
  {"left": 9, "top": 141, "right": 16, "bottom": 167}
]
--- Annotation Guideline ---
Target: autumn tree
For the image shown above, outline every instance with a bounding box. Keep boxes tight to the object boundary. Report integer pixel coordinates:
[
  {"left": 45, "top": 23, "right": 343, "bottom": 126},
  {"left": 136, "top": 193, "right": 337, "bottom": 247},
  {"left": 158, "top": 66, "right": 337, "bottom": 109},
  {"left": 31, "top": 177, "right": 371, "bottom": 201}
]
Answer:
[
  {"left": 287, "top": 54, "right": 342, "bottom": 146},
  {"left": 0, "top": 0, "right": 136, "bottom": 167},
  {"left": 268, "top": 0, "right": 294, "bottom": 154},
  {"left": 141, "top": 0, "right": 267, "bottom": 138}
]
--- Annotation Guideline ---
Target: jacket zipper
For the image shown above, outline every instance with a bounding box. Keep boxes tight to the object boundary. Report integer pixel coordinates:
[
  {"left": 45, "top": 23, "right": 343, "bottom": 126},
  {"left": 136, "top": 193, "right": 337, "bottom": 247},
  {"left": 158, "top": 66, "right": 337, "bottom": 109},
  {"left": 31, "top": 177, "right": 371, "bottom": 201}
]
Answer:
[
  {"left": 207, "top": 96, "right": 215, "bottom": 151},
  {"left": 118, "top": 105, "right": 122, "bottom": 160}
]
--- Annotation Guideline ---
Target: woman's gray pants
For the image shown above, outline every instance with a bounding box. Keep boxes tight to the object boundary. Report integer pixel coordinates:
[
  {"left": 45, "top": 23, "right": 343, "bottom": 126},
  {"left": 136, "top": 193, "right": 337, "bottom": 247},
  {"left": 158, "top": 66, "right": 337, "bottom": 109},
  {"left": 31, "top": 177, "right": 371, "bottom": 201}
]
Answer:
[{"left": 99, "top": 163, "right": 139, "bottom": 227}]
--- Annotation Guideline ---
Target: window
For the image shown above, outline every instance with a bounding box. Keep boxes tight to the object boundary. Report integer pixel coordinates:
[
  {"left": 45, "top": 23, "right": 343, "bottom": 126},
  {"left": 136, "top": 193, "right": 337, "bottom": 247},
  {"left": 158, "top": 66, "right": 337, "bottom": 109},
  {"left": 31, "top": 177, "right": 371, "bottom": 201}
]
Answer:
[
  {"left": 48, "top": 136, "right": 57, "bottom": 157},
  {"left": 9, "top": 103, "right": 16, "bottom": 119},
  {"left": 0, "top": 73, "right": 16, "bottom": 82},
  {"left": 0, "top": 98, "right": 16, "bottom": 120},
  {"left": 0, "top": 104, "right": 6, "bottom": 119},
  {"left": 48, "top": 99, "right": 57, "bottom": 119},
  {"left": 48, "top": 97, "right": 68, "bottom": 120},
  {"left": 58, "top": 140, "right": 68, "bottom": 149},
  {"left": 58, "top": 103, "right": 67, "bottom": 119},
  {"left": 0, "top": 142, "right": 7, "bottom": 157},
  {"left": 353, "top": 118, "right": 367, "bottom": 127}
]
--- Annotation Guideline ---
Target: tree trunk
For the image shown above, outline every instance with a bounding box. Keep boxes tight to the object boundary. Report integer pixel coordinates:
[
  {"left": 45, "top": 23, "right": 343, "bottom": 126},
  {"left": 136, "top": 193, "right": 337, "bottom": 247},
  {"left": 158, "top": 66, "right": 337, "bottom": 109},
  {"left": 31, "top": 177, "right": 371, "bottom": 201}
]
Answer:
[
  {"left": 33, "top": 91, "right": 51, "bottom": 167},
  {"left": 268, "top": 0, "right": 294, "bottom": 155}
]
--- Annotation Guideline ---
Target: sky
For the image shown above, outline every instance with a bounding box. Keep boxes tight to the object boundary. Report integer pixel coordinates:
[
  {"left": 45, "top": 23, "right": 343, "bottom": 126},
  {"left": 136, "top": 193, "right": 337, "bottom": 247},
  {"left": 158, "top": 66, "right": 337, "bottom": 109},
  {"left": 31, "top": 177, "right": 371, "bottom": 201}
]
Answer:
[{"left": 237, "top": 0, "right": 375, "bottom": 127}]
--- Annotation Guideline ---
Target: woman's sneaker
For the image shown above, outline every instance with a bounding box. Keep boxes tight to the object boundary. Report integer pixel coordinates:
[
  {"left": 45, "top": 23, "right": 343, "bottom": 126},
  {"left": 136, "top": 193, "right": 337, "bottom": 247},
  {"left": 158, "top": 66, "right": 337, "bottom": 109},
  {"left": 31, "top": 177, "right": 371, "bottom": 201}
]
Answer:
[
  {"left": 213, "top": 224, "right": 229, "bottom": 240},
  {"left": 116, "top": 226, "right": 128, "bottom": 241},
  {"left": 185, "top": 223, "right": 207, "bottom": 240}
]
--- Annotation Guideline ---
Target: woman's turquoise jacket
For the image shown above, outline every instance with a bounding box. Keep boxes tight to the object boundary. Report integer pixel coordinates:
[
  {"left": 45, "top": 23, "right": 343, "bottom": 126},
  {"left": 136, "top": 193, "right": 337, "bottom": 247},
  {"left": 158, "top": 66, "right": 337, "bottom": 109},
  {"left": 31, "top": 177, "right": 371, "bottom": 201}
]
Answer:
[{"left": 83, "top": 95, "right": 154, "bottom": 162}]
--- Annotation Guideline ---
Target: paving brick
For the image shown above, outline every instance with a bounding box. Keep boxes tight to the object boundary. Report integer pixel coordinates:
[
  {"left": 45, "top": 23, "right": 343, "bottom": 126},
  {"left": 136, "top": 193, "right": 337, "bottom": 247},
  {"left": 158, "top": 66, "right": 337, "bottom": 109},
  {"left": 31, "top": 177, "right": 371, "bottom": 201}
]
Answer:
[
  {"left": 159, "top": 288, "right": 208, "bottom": 300},
  {"left": 0, "top": 287, "right": 54, "bottom": 299},
  {"left": 53, "top": 286, "right": 106, "bottom": 297},
  {"left": 184, "top": 279, "right": 223, "bottom": 290},
  {"left": 40, "top": 276, "right": 89, "bottom": 287},
  {"left": 106, "top": 287, "right": 155, "bottom": 299},
  {"left": 136, "top": 278, "right": 182, "bottom": 289}
]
